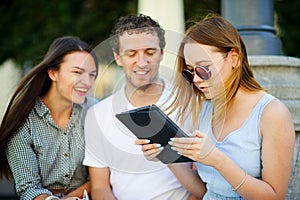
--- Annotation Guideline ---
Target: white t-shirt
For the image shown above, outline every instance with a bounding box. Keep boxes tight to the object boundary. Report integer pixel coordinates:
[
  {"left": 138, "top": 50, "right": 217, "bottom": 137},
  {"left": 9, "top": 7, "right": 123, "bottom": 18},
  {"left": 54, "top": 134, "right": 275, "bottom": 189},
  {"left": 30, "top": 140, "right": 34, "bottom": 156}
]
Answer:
[{"left": 83, "top": 81, "right": 190, "bottom": 200}]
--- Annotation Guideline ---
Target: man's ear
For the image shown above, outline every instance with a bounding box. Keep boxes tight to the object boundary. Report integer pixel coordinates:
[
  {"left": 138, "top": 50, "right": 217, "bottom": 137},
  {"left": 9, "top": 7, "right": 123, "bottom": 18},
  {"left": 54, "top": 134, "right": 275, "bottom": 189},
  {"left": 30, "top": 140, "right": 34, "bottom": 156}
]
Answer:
[
  {"left": 113, "top": 52, "right": 122, "bottom": 66},
  {"left": 48, "top": 69, "right": 57, "bottom": 81},
  {"left": 228, "top": 49, "right": 241, "bottom": 69}
]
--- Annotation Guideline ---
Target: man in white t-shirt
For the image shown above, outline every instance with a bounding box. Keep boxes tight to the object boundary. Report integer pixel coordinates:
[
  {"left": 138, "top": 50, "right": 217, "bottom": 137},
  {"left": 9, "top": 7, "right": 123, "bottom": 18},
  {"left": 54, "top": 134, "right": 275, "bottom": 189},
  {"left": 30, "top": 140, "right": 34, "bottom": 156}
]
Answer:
[{"left": 83, "top": 14, "right": 192, "bottom": 200}]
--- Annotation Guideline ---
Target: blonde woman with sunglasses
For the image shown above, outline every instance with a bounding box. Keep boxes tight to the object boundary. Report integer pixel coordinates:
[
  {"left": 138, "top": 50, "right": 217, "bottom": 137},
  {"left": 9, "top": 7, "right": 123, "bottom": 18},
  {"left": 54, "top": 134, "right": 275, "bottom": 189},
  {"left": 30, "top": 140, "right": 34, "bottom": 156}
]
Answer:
[{"left": 136, "top": 14, "right": 295, "bottom": 200}]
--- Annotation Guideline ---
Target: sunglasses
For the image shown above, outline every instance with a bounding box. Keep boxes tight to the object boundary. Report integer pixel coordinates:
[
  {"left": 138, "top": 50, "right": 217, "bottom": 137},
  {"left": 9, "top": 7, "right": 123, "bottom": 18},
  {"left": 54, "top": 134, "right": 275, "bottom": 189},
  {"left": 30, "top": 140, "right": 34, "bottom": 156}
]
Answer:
[
  {"left": 181, "top": 55, "right": 226, "bottom": 83},
  {"left": 181, "top": 66, "right": 211, "bottom": 83}
]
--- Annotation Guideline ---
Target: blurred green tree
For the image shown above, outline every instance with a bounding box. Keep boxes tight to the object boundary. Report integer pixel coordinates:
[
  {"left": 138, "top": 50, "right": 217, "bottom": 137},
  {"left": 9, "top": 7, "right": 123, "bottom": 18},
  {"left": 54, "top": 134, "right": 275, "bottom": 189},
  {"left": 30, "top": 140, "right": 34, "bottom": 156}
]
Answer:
[
  {"left": 0, "top": 0, "right": 298, "bottom": 70},
  {"left": 275, "top": 0, "right": 300, "bottom": 57},
  {"left": 0, "top": 0, "right": 136, "bottom": 68}
]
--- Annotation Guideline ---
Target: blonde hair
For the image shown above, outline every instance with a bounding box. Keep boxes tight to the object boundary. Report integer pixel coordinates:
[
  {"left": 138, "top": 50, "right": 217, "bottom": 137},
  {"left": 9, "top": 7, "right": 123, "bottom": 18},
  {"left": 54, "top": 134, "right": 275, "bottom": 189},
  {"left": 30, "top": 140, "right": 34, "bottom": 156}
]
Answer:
[{"left": 166, "top": 14, "right": 266, "bottom": 129}]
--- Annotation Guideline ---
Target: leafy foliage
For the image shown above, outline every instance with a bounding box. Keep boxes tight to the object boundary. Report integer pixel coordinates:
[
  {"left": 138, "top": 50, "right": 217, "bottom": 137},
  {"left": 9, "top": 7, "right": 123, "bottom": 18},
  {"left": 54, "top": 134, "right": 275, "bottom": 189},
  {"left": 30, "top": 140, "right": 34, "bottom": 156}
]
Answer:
[
  {"left": 0, "top": 0, "right": 136, "bottom": 68},
  {"left": 0, "top": 0, "right": 298, "bottom": 69},
  {"left": 275, "top": 0, "right": 300, "bottom": 57}
]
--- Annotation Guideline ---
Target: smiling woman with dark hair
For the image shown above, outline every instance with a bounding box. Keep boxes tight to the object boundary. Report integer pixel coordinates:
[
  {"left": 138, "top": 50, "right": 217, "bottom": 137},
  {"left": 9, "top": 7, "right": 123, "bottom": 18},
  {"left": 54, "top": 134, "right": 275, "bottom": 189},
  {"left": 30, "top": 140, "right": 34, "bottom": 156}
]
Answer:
[{"left": 0, "top": 36, "right": 98, "bottom": 200}]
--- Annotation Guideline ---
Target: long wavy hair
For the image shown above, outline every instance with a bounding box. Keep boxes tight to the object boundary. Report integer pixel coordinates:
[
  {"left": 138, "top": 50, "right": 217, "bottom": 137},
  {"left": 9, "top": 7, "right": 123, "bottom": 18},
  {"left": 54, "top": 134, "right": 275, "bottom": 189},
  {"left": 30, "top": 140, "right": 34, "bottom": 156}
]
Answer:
[
  {"left": 0, "top": 36, "right": 98, "bottom": 179},
  {"left": 167, "top": 14, "right": 266, "bottom": 128}
]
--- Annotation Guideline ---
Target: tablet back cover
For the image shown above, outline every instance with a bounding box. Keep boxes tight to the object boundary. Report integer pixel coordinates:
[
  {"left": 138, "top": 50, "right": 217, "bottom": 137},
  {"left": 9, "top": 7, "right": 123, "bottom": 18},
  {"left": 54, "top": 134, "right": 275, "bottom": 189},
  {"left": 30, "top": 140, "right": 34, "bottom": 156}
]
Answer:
[{"left": 116, "top": 105, "right": 193, "bottom": 164}]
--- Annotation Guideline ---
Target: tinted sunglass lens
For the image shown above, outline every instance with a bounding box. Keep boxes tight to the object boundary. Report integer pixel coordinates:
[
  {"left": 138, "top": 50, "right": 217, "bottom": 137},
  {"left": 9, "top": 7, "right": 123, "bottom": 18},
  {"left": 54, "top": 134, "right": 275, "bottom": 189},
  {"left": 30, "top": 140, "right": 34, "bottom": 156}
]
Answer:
[{"left": 195, "top": 67, "right": 211, "bottom": 80}]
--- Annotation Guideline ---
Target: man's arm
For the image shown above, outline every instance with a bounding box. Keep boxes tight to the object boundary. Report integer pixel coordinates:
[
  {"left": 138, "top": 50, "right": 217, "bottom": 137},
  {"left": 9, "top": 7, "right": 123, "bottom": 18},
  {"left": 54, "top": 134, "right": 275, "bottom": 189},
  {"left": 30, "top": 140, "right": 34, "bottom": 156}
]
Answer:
[
  {"left": 168, "top": 163, "right": 206, "bottom": 199},
  {"left": 89, "top": 166, "right": 116, "bottom": 200}
]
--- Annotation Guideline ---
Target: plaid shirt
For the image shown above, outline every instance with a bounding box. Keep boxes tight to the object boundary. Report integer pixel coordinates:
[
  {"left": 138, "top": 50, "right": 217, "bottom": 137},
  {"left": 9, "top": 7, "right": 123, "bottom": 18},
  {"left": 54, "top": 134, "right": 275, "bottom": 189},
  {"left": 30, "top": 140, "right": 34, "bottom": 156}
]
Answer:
[{"left": 6, "top": 98, "right": 94, "bottom": 199}]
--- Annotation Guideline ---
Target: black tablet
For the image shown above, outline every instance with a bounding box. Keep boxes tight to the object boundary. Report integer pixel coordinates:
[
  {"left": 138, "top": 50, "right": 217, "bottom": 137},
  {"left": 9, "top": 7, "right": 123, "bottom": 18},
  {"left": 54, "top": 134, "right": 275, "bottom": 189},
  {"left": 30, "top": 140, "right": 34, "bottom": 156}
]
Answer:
[{"left": 115, "top": 104, "right": 193, "bottom": 164}]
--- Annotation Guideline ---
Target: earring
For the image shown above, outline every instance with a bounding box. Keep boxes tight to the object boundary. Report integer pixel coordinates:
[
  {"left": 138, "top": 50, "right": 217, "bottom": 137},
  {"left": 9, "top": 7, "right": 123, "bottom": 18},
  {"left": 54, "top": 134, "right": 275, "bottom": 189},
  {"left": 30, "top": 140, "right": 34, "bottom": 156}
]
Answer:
[{"left": 232, "top": 66, "right": 235, "bottom": 70}]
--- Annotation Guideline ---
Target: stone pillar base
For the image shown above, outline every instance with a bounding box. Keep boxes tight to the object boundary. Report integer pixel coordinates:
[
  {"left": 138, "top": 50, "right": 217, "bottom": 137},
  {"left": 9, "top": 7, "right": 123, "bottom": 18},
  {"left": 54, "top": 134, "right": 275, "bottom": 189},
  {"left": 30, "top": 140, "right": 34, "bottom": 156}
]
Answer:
[
  {"left": 249, "top": 55, "right": 300, "bottom": 199},
  {"left": 249, "top": 55, "right": 300, "bottom": 131}
]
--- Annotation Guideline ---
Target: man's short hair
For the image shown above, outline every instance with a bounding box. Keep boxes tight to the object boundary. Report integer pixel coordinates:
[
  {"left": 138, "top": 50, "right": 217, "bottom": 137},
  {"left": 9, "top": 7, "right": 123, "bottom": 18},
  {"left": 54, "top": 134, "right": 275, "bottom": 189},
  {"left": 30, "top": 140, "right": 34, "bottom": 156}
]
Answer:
[{"left": 110, "top": 14, "right": 166, "bottom": 54}]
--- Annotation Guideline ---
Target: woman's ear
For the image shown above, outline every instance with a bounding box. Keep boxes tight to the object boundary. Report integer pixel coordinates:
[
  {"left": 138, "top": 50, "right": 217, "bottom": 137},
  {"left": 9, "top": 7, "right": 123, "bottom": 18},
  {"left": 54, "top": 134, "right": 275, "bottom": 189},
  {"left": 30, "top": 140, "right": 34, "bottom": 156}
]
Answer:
[
  {"left": 47, "top": 69, "right": 57, "bottom": 81},
  {"left": 228, "top": 49, "right": 241, "bottom": 69}
]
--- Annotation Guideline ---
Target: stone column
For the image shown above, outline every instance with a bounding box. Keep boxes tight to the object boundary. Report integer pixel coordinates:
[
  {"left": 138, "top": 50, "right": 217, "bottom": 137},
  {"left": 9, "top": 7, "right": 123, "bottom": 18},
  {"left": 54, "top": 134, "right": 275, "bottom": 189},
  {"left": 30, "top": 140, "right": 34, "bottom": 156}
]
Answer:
[
  {"left": 222, "top": 1, "right": 299, "bottom": 198},
  {"left": 0, "top": 59, "right": 20, "bottom": 198},
  {"left": 0, "top": 59, "right": 21, "bottom": 122},
  {"left": 221, "top": 0, "right": 282, "bottom": 55},
  {"left": 249, "top": 55, "right": 300, "bottom": 199},
  {"left": 138, "top": 0, "right": 185, "bottom": 81},
  {"left": 138, "top": 0, "right": 184, "bottom": 34}
]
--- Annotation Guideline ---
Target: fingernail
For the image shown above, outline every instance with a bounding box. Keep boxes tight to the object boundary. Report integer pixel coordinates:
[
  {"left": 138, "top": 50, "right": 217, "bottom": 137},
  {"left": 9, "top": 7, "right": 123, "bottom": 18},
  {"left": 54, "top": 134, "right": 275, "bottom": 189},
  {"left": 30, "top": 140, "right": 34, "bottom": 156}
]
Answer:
[
  {"left": 177, "top": 151, "right": 182, "bottom": 155},
  {"left": 159, "top": 147, "right": 164, "bottom": 151},
  {"left": 170, "top": 146, "right": 175, "bottom": 150},
  {"left": 156, "top": 144, "right": 162, "bottom": 148},
  {"left": 168, "top": 141, "right": 173, "bottom": 145},
  {"left": 170, "top": 138, "right": 174, "bottom": 141},
  {"left": 145, "top": 139, "right": 150, "bottom": 143}
]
